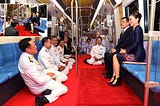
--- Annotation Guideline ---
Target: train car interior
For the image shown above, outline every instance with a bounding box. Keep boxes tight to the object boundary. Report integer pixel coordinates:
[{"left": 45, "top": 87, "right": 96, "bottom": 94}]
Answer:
[{"left": 0, "top": 0, "right": 160, "bottom": 106}]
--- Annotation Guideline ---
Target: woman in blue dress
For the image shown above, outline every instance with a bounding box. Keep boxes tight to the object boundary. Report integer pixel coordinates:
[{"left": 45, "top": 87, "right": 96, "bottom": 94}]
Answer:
[{"left": 108, "top": 11, "right": 146, "bottom": 86}]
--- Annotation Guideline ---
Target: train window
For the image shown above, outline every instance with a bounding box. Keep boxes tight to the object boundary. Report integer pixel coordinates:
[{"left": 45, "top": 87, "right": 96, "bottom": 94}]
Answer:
[
  {"left": 125, "top": 0, "right": 138, "bottom": 18},
  {"left": 125, "top": 0, "right": 149, "bottom": 33},
  {"left": 31, "top": 7, "right": 37, "bottom": 13},
  {"left": 0, "top": 0, "right": 10, "bottom": 3},
  {"left": 39, "top": 4, "right": 47, "bottom": 18},
  {"left": 153, "top": 0, "right": 160, "bottom": 31}
]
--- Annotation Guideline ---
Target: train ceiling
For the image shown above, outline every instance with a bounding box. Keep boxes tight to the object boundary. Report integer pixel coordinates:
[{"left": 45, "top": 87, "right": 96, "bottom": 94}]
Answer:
[{"left": 55, "top": 0, "right": 112, "bottom": 29}]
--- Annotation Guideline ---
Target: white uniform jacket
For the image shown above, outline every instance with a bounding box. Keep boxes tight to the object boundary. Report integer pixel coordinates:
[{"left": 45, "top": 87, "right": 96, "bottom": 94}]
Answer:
[
  {"left": 38, "top": 46, "right": 68, "bottom": 82},
  {"left": 87, "top": 44, "right": 106, "bottom": 65},
  {"left": 38, "top": 46, "right": 58, "bottom": 70},
  {"left": 18, "top": 52, "right": 68, "bottom": 103},
  {"left": 90, "top": 44, "right": 106, "bottom": 59},
  {"left": 49, "top": 45, "right": 61, "bottom": 65},
  {"left": 18, "top": 52, "right": 53, "bottom": 94}
]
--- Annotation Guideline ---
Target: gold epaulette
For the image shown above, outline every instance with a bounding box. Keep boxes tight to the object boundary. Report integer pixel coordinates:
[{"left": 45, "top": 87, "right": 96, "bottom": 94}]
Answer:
[{"left": 28, "top": 56, "right": 33, "bottom": 62}]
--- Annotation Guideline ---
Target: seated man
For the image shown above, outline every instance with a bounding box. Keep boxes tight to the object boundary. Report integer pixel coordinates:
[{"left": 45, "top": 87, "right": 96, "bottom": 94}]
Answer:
[
  {"left": 57, "top": 39, "right": 75, "bottom": 65},
  {"left": 18, "top": 38, "right": 68, "bottom": 106},
  {"left": 49, "top": 36, "right": 70, "bottom": 75},
  {"left": 38, "top": 37, "right": 68, "bottom": 83},
  {"left": 63, "top": 36, "right": 72, "bottom": 55},
  {"left": 104, "top": 17, "right": 132, "bottom": 78},
  {"left": 5, "top": 20, "right": 19, "bottom": 36},
  {"left": 86, "top": 37, "right": 106, "bottom": 65}
]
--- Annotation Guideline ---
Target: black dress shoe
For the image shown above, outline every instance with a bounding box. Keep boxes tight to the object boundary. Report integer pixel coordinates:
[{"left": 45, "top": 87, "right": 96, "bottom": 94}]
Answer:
[
  {"left": 41, "top": 89, "right": 52, "bottom": 96},
  {"left": 35, "top": 96, "right": 49, "bottom": 106}
]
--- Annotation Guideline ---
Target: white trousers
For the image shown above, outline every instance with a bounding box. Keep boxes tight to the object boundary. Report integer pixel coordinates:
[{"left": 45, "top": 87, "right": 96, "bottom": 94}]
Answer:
[
  {"left": 44, "top": 80, "right": 68, "bottom": 103},
  {"left": 87, "top": 57, "right": 103, "bottom": 65}
]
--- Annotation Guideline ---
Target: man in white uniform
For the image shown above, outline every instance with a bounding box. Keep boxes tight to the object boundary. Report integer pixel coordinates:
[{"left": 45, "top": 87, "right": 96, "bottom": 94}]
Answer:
[
  {"left": 18, "top": 38, "right": 68, "bottom": 106},
  {"left": 49, "top": 36, "right": 70, "bottom": 74},
  {"left": 38, "top": 37, "right": 68, "bottom": 83},
  {"left": 57, "top": 39, "right": 75, "bottom": 65},
  {"left": 87, "top": 37, "right": 106, "bottom": 65}
]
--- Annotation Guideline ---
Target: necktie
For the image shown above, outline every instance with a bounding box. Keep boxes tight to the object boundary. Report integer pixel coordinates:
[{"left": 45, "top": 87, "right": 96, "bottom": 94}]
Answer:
[{"left": 120, "top": 30, "right": 124, "bottom": 37}]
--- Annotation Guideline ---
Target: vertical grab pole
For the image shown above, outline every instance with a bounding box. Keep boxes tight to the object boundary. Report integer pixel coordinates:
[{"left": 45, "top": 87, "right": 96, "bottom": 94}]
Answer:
[
  {"left": 71, "top": 0, "right": 79, "bottom": 77},
  {"left": 75, "top": 0, "right": 78, "bottom": 77},
  {"left": 144, "top": 0, "right": 156, "bottom": 106},
  {"left": 71, "top": 0, "right": 74, "bottom": 48},
  {"left": 144, "top": 31, "right": 153, "bottom": 106}
]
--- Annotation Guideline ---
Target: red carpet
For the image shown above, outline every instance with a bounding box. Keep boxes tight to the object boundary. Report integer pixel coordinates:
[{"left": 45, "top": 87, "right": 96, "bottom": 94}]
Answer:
[
  {"left": 4, "top": 55, "right": 143, "bottom": 106},
  {"left": 15, "top": 25, "right": 39, "bottom": 36},
  {"left": 77, "top": 67, "right": 143, "bottom": 106}
]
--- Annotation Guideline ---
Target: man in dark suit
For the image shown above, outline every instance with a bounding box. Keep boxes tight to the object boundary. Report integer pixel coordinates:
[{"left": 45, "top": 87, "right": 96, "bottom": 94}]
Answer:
[
  {"left": 104, "top": 17, "right": 133, "bottom": 78},
  {"left": 64, "top": 36, "right": 72, "bottom": 55},
  {"left": 5, "top": 21, "right": 19, "bottom": 36}
]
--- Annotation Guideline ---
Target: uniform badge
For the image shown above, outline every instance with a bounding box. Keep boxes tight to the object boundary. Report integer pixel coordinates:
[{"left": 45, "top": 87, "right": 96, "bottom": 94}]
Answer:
[
  {"left": 45, "top": 49, "right": 48, "bottom": 52},
  {"left": 28, "top": 56, "right": 33, "bottom": 62}
]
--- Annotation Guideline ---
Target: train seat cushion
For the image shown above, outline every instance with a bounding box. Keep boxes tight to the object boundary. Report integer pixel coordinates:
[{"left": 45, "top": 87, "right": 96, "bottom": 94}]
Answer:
[
  {"left": 13, "top": 43, "right": 22, "bottom": 61},
  {"left": 151, "top": 40, "right": 160, "bottom": 66},
  {"left": 0, "top": 73, "right": 9, "bottom": 84},
  {"left": 122, "top": 64, "right": 160, "bottom": 93},
  {"left": 0, "top": 43, "right": 17, "bottom": 65},
  {"left": 0, "top": 43, "right": 21, "bottom": 84},
  {"left": 0, "top": 63, "right": 19, "bottom": 78},
  {"left": 34, "top": 20, "right": 47, "bottom": 32}
]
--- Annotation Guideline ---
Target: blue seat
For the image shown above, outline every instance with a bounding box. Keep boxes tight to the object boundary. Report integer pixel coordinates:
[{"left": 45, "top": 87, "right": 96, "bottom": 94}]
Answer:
[
  {"left": 34, "top": 40, "right": 42, "bottom": 60},
  {"left": 0, "top": 73, "right": 9, "bottom": 84},
  {"left": 0, "top": 43, "right": 17, "bottom": 65},
  {"left": 0, "top": 43, "right": 19, "bottom": 84},
  {"left": 122, "top": 40, "right": 160, "bottom": 93},
  {"left": 34, "top": 20, "right": 47, "bottom": 33},
  {"left": 0, "top": 19, "right": 4, "bottom": 32}
]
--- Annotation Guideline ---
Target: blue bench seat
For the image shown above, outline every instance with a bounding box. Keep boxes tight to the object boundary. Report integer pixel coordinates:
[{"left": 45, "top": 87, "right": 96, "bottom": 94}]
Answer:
[
  {"left": 120, "top": 40, "right": 160, "bottom": 106},
  {"left": 0, "top": 73, "right": 9, "bottom": 84},
  {"left": 0, "top": 40, "right": 43, "bottom": 105},
  {"left": 34, "top": 20, "right": 47, "bottom": 33},
  {"left": 122, "top": 64, "right": 160, "bottom": 93}
]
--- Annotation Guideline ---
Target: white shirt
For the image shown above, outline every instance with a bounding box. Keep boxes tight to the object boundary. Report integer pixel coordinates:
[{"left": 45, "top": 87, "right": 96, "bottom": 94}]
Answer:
[
  {"left": 38, "top": 46, "right": 58, "bottom": 70},
  {"left": 57, "top": 45, "right": 64, "bottom": 59},
  {"left": 90, "top": 44, "right": 106, "bottom": 59},
  {"left": 49, "top": 45, "right": 61, "bottom": 65}
]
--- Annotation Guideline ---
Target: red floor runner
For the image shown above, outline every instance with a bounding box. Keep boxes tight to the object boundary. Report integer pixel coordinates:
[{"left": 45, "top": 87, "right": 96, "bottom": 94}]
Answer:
[
  {"left": 3, "top": 55, "right": 143, "bottom": 106},
  {"left": 15, "top": 25, "right": 39, "bottom": 36},
  {"left": 77, "top": 67, "right": 143, "bottom": 106}
]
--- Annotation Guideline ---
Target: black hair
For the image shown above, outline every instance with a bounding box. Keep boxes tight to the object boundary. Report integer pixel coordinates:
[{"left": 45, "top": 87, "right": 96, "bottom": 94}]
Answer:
[
  {"left": 50, "top": 36, "right": 58, "bottom": 40},
  {"left": 11, "top": 20, "right": 18, "bottom": 27},
  {"left": 42, "top": 37, "right": 50, "bottom": 46},
  {"left": 96, "top": 37, "right": 102, "bottom": 41},
  {"left": 130, "top": 11, "right": 142, "bottom": 23},
  {"left": 6, "top": 17, "right": 10, "bottom": 22},
  {"left": 121, "top": 17, "right": 129, "bottom": 22},
  {"left": 19, "top": 38, "right": 32, "bottom": 52},
  {"left": 87, "top": 38, "right": 91, "bottom": 41}
]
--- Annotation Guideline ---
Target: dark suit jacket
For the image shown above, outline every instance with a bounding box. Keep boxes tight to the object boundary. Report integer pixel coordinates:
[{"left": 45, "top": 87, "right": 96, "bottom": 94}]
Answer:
[
  {"left": 115, "top": 26, "right": 133, "bottom": 53},
  {"left": 126, "top": 25, "right": 145, "bottom": 62},
  {"left": 5, "top": 26, "right": 19, "bottom": 36},
  {"left": 64, "top": 39, "right": 72, "bottom": 55},
  {"left": 104, "top": 26, "right": 133, "bottom": 75}
]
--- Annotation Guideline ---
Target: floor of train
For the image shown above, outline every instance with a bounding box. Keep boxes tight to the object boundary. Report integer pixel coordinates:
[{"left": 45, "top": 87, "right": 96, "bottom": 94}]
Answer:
[{"left": 4, "top": 54, "right": 143, "bottom": 106}]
